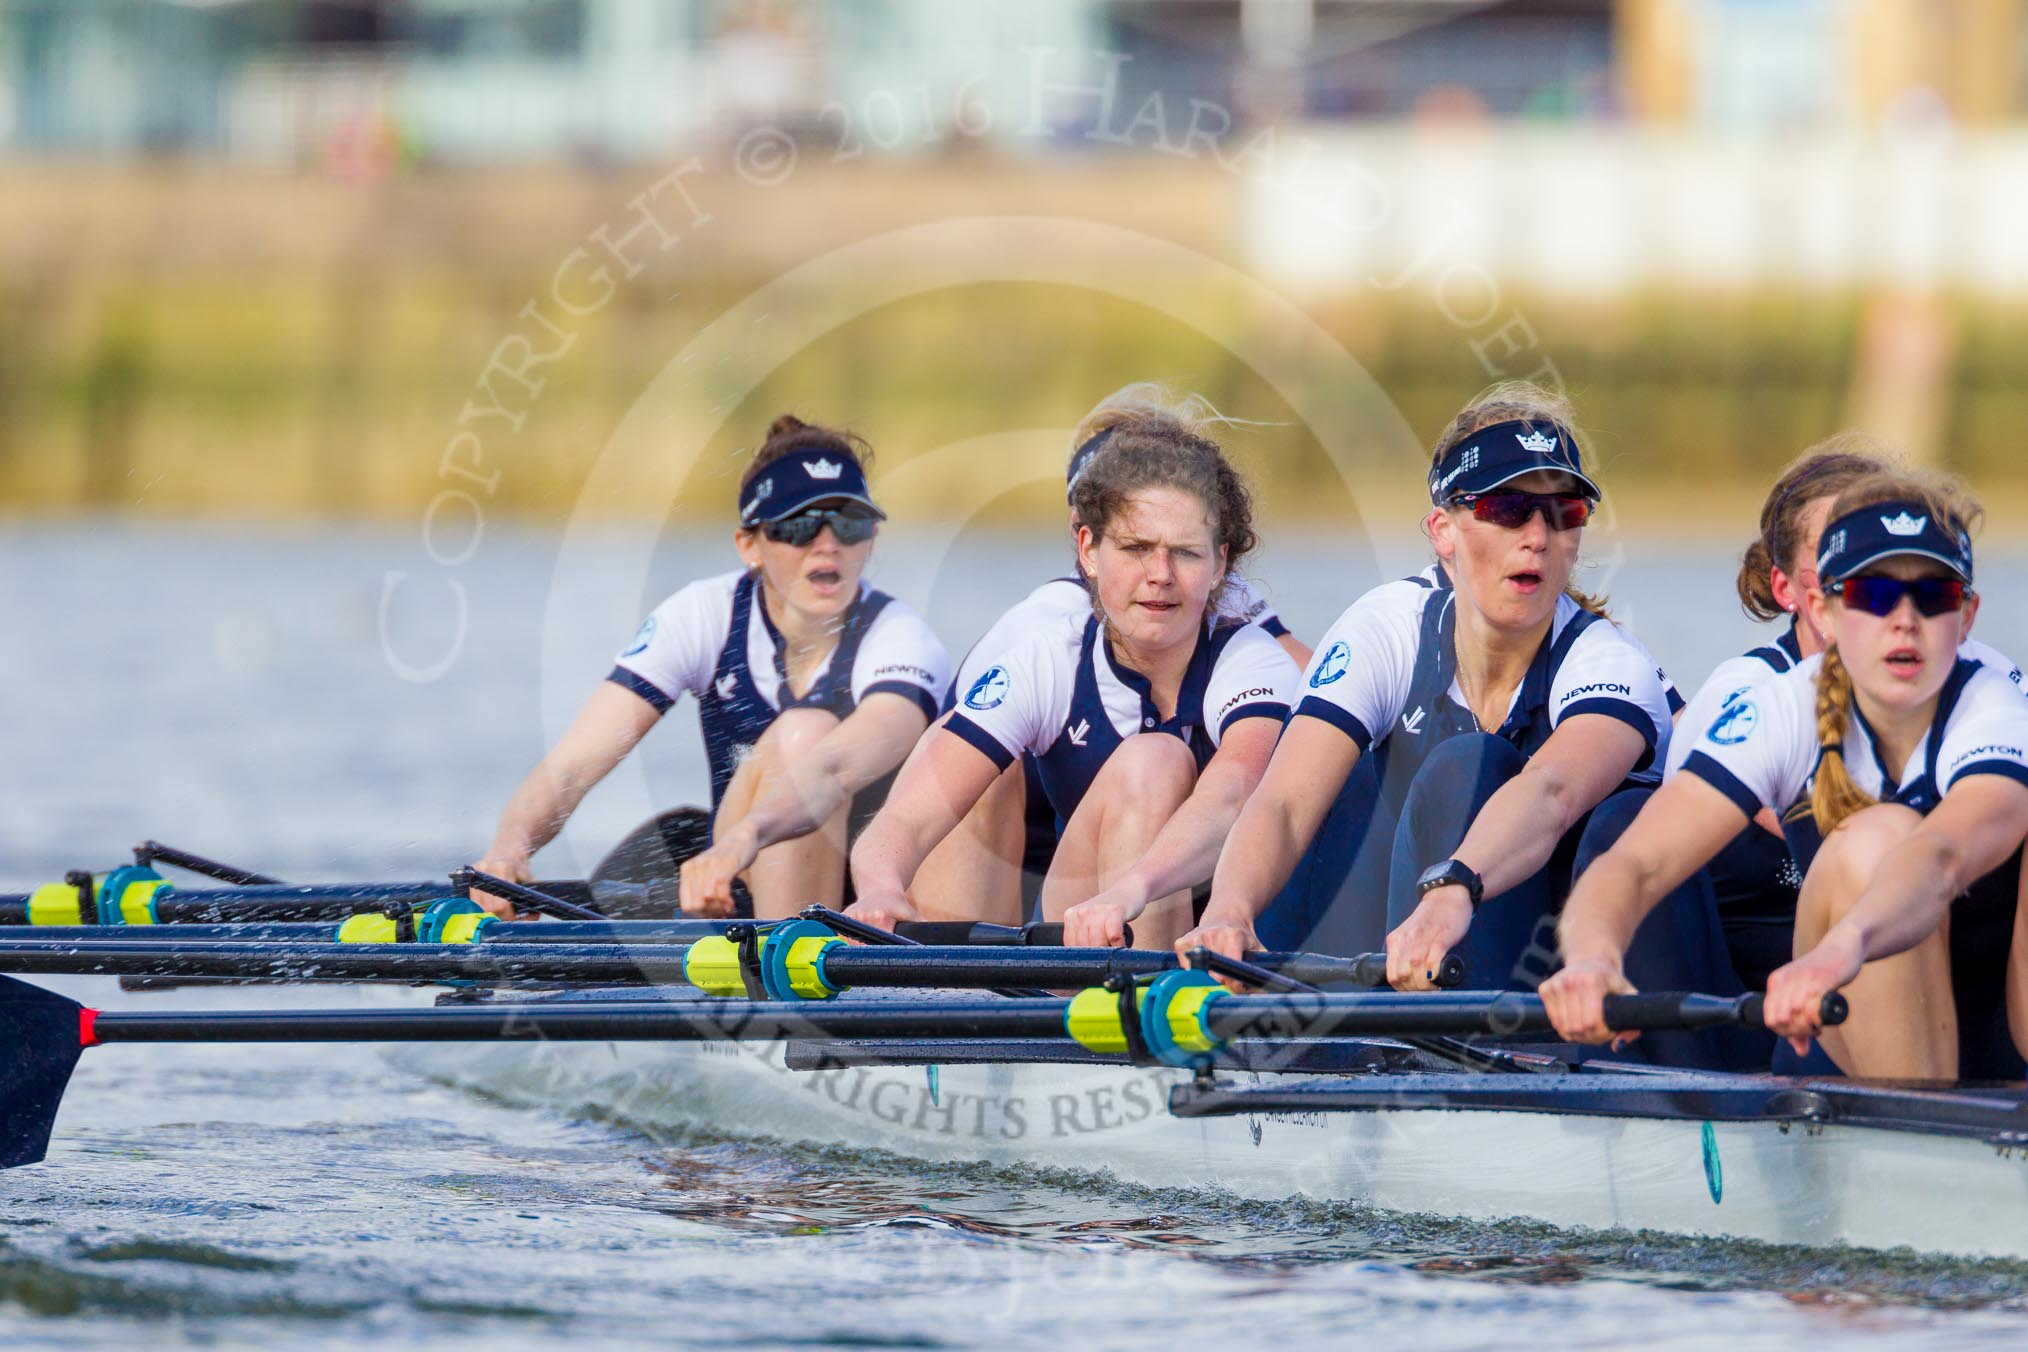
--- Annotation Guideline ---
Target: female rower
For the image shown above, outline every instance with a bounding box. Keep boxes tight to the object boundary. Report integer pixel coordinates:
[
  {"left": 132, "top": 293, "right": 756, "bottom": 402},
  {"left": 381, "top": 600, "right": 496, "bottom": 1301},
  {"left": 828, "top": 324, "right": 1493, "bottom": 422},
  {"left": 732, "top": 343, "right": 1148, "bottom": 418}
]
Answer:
[
  {"left": 899, "top": 386, "right": 1310, "bottom": 928},
  {"left": 473, "top": 415, "right": 949, "bottom": 920},
  {"left": 1181, "top": 384, "right": 1734, "bottom": 1064},
  {"left": 1668, "top": 441, "right": 1887, "bottom": 988},
  {"left": 1544, "top": 471, "right": 2028, "bottom": 1079},
  {"left": 846, "top": 406, "right": 1300, "bottom": 951}
]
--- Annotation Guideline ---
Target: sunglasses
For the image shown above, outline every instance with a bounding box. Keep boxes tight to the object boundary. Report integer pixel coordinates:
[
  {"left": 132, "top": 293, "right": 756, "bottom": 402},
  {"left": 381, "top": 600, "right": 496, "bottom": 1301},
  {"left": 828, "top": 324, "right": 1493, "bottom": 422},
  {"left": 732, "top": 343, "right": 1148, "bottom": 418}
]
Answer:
[
  {"left": 1447, "top": 491, "right": 1593, "bottom": 532},
  {"left": 1828, "top": 575, "right": 1970, "bottom": 618},
  {"left": 760, "top": 506, "right": 881, "bottom": 547}
]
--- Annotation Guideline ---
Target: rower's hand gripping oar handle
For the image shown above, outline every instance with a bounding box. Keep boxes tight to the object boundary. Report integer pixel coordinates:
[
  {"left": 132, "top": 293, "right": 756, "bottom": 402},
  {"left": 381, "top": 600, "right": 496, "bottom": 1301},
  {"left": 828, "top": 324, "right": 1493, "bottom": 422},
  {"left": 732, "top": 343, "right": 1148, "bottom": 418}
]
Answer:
[
  {"left": 452, "top": 868, "right": 605, "bottom": 922},
  {"left": 1599, "top": 991, "right": 1849, "bottom": 1031},
  {"left": 1338, "top": 952, "right": 1465, "bottom": 990}
]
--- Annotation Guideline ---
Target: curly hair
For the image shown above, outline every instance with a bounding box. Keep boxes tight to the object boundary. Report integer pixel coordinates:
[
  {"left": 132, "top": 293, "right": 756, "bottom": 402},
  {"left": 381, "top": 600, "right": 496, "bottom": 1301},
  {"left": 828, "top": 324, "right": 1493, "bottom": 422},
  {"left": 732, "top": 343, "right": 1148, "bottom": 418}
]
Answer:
[{"left": 1068, "top": 386, "right": 1257, "bottom": 616}]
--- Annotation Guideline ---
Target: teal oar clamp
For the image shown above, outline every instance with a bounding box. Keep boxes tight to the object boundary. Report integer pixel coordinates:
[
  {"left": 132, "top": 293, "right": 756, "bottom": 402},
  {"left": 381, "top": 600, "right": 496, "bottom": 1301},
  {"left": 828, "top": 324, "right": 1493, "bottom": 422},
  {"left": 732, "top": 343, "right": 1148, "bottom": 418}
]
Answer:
[
  {"left": 1140, "top": 969, "right": 1225, "bottom": 1070},
  {"left": 417, "top": 897, "right": 491, "bottom": 945},
  {"left": 759, "top": 919, "right": 844, "bottom": 1001},
  {"left": 97, "top": 866, "right": 166, "bottom": 926}
]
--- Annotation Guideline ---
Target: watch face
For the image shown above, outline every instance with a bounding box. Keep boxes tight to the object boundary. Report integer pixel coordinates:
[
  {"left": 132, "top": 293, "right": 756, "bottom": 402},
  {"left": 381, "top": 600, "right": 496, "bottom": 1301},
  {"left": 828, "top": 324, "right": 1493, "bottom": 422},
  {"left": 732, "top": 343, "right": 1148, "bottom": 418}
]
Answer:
[{"left": 1418, "top": 862, "right": 1456, "bottom": 891}]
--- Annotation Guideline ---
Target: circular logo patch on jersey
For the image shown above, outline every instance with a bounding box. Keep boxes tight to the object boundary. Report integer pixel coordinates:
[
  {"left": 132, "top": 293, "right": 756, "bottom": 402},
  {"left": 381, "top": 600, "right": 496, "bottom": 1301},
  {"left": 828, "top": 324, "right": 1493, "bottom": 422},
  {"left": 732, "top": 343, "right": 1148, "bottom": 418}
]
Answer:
[
  {"left": 964, "top": 665, "right": 1011, "bottom": 711},
  {"left": 1309, "top": 640, "right": 1351, "bottom": 688},
  {"left": 1707, "top": 697, "right": 1758, "bottom": 745},
  {"left": 621, "top": 615, "right": 657, "bottom": 657}
]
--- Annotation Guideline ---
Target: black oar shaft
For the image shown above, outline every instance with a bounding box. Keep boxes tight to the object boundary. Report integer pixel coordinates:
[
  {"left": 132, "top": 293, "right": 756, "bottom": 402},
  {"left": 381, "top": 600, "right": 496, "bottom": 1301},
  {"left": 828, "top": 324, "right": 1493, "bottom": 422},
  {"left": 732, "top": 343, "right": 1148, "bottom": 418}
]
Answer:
[
  {"left": 76, "top": 989, "right": 1832, "bottom": 1047},
  {"left": 0, "top": 940, "right": 690, "bottom": 985},
  {"left": 0, "top": 880, "right": 617, "bottom": 925},
  {"left": 88, "top": 1001, "right": 1065, "bottom": 1044},
  {"left": 132, "top": 842, "right": 283, "bottom": 887},
  {"left": 0, "top": 939, "right": 1410, "bottom": 993},
  {"left": 1198, "top": 990, "right": 1842, "bottom": 1039}
]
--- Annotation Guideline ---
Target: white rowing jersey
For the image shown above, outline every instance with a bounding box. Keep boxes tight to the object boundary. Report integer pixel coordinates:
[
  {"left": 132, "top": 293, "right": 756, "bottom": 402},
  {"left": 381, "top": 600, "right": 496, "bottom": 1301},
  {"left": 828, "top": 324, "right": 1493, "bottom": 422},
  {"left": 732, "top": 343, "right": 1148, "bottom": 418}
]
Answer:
[
  {"left": 1669, "top": 626, "right": 2024, "bottom": 778},
  {"left": 1680, "top": 650, "right": 2028, "bottom": 867},
  {"left": 1294, "top": 566, "right": 1677, "bottom": 804},
  {"left": 950, "top": 573, "right": 1290, "bottom": 701},
  {"left": 607, "top": 569, "right": 949, "bottom": 809},
  {"left": 944, "top": 613, "right": 1299, "bottom": 827}
]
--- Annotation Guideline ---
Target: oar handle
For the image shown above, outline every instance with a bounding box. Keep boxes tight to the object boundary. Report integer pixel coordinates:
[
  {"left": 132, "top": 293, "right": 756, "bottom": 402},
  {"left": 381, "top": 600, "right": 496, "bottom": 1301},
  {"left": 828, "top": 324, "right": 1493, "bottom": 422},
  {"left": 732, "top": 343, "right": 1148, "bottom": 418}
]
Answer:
[
  {"left": 1333, "top": 952, "right": 1465, "bottom": 990},
  {"left": 892, "top": 921, "right": 1094, "bottom": 947},
  {"left": 452, "top": 868, "right": 604, "bottom": 922},
  {"left": 1600, "top": 991, "right": 1848, "bottom": 1031}
]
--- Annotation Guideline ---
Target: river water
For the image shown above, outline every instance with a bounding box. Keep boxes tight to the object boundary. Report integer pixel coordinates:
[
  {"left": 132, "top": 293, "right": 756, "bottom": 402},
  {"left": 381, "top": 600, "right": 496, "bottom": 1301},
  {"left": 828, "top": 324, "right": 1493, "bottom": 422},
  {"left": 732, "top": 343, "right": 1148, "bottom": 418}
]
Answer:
[{"left": 2, "top": 520, "right": 2026, "bottom": 1349}]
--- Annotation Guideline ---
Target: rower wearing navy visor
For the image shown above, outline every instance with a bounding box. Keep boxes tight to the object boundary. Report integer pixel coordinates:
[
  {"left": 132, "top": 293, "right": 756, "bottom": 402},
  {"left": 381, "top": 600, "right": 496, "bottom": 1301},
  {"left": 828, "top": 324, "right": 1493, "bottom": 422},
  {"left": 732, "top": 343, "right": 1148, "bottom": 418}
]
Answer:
[
  {"left": 1669, "top": 441, "right": 1890, "bottom": 990},
  {"left": 1548, "top": 471, "right": 2028, "bottom": 1080},
  {"left": 1184, "top": 383, "right": 1737, "bottom": 1067},
  {"left": 847, "top": 399, "right": 1299, "bottom": 951},
  {"left": 473, "top": 414, "right": 948, "bottom": 921},
  {"left": 1669, "top": 439, "right": 2022, "bottom": 992},
  {"left": 899, "top": 384, "right": 1311, "bottom": 928}
]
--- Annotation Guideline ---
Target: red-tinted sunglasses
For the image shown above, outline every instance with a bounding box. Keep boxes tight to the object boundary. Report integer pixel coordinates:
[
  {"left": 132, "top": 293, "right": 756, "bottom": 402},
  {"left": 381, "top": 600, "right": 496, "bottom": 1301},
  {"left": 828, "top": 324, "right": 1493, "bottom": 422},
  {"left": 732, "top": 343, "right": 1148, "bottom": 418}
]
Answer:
[
  {"left": 1447, "top": 491, "right": 1593, "bottom": 532},
  {"left": 1828, "top": 575, "right": 1970, "bottom": 618}
]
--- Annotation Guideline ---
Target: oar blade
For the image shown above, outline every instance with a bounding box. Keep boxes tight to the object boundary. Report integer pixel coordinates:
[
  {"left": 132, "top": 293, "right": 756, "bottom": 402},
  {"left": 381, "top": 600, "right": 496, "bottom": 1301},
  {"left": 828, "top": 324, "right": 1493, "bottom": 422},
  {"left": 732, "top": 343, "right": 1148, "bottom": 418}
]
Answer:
[
  {"left": 589, "top": 807, "right": 715, "bottom": 916},
  {"left": 0, "top": 975, "right": 86, "bottom": 1168}
]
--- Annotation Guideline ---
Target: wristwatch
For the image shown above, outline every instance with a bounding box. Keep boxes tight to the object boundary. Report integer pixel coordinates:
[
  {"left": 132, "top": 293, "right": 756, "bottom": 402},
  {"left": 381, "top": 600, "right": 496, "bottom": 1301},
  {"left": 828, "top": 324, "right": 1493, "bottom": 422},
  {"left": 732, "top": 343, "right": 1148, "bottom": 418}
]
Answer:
[{"left": 1415, "top": 858, "right": 1484, "bottom": 907}]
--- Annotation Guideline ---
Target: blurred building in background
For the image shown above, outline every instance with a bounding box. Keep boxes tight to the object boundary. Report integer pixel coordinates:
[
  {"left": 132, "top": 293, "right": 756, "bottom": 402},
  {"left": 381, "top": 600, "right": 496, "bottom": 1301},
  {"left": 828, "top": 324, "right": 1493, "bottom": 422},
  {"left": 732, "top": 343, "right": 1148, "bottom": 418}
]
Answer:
[{"left": 2, "top": 0, "right": 2027, "bottom": 518}]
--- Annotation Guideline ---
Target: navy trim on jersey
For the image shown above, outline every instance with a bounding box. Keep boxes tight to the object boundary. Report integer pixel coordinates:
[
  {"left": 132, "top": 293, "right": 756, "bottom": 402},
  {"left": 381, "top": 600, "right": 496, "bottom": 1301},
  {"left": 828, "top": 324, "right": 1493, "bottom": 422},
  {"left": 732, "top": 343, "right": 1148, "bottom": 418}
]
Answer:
[
  {"left": 606, "top": 665, "right": 676, "bottom": 714},
  {"left": 1953, "top": 760, "right": 2028, "bottom": 793},
  {"left": 1294, "top": 696, "right": 1374, "bottom": 749},
  {"left": 696, "top": 571, "right": 899, "bottom": 810},
  {"left": 1258, "top": 614, "right": 1291, "bottom": 638},
  {"left": 1028, "top": 616, "right": 1258, "bottom": 829},
  {"left": 1682, "top": 750, "right": 1763, "bottom": 818},
  {"left": 1218, "top": 700, "right": 1290, "bottom": 735},
  {"left": 945, "top": 713, "right": 1017, "bottom": 772},
  {"left": 1560, "top": 695, "right": 1659, "bottom": 747},
  {"left": 1743, "top": 623, "right": 1805, "bottom": 675},
  {"left": 861, "top": 679, "right": 940, "bottom": 722}
]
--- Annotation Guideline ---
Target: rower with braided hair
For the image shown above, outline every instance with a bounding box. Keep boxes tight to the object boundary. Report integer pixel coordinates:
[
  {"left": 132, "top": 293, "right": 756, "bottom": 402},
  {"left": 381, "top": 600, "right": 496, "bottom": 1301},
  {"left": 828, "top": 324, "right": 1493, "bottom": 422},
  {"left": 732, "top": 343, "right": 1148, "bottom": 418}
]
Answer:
[{"left": 1548, "top": 470, "right": 2028, "bottom": 1079}]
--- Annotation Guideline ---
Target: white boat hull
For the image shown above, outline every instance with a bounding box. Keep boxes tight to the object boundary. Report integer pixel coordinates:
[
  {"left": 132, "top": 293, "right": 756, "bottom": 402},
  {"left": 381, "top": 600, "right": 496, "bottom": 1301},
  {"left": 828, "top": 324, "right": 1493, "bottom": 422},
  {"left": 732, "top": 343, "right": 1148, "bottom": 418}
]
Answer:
[{"left": 408, "top": 1034, "right": 2028, "bottom": 1261}]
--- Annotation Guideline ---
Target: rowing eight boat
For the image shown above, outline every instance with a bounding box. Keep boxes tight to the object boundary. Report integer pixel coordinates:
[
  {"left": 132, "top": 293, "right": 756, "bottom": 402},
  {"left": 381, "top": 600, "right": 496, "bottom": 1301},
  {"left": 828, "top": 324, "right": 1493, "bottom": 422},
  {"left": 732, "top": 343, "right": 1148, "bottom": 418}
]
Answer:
[{"left": 401, "top": 986, "right": 2028, "bottom": 1262}]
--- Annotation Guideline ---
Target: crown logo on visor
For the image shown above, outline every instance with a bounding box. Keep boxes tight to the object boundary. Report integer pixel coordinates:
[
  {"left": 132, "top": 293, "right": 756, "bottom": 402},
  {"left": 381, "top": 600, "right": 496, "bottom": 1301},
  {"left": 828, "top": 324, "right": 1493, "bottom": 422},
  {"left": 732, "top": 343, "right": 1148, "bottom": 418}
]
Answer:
[
  {"left": 1516, "top": 428, "right": 1557, "bottom": 455},
  {"left": 804, "top": 458, "right": 844, "bottom": 480},
  {"left": 1881, "top": 511, "right": 1927, "bottom": 537}
]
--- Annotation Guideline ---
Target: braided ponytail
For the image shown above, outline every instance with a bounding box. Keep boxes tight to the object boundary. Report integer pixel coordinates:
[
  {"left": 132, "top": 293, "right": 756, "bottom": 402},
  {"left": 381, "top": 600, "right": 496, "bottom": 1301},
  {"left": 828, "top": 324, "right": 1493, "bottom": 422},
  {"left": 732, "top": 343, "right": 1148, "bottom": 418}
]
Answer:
[{"left": 1809, "top": 645, "right": 1876, "bottom": 831}]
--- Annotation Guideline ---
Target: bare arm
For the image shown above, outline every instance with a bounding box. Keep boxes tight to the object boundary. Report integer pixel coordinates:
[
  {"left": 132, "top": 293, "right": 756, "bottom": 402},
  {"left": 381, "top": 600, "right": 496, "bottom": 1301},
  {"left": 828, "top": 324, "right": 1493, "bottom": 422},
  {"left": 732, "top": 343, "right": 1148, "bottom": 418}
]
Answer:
[
  {"left": 1174, "top": 716, "right": 1362, "bottom": 967},
  {"left": 695, "top": 693, "right": 930, "bottom": 873},
  {"left": 1763, "top": 776, "right": 2028, "bottom": 1044},
  {"left": 677, "top": 692, "right": 933, "bottom": 913},
  {"left": 1062, "top": 718, "right": 1280, "bottom": 945},
  {"left": 1386, "top": 713, "right": 1651, "bottom": 989},
  {"left": 475, "top": 682, "right": 663, "bottom": 913},
  {"left": 1539, "top": 772, "right": 1750, "bottom": 1041},
  {"left": 844, "top": 728, "right": 1007, "bottom": 925}
]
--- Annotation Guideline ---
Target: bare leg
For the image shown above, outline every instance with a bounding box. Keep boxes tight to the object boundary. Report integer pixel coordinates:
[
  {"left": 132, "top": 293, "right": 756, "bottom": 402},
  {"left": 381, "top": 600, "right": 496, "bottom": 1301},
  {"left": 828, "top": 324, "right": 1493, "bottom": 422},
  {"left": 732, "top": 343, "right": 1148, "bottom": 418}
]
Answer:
[
  {"left": 1040, "top": 735, "right": 1197, "bottom": 951},
  {"left": 1796, "top": 804, "right": 1957, "bottom": 1078},
  {"left": 715, "top": 707, "right": 849, "bottom": 920}
]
